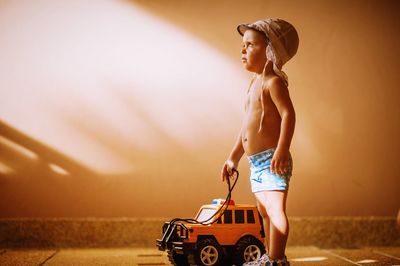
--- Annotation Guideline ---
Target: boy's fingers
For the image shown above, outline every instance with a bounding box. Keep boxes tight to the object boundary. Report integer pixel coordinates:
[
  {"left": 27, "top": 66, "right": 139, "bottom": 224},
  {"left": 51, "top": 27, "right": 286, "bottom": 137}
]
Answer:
[
  {"left": 282, "top": 161, "right": 288, "bottom": 173},
  {"left": 221, "top": 165, "right": 227, "bottom": 181},
  {"left": 277, "top": 161, "right": 283, "bottom": 174},
  {"left": 271, "top": 159, "right": 276, "bottom": 173},
  {"left": 227, "top": 167, "right": 232, "bottom": 175},
  {"left": 278, "top": 161, "right": 284, "bottom": 173},
  {"left": 222, "top": 160, "right": 238, "bottom": 182},
  {"left": 229, "top": 169, "right": 236, "bottom": 179},
  {"left": 227, "top": 164, "right": 233, "bottom": 175},
  {"left": 272, "top": 158, "right": 289, "bottom": 174}
]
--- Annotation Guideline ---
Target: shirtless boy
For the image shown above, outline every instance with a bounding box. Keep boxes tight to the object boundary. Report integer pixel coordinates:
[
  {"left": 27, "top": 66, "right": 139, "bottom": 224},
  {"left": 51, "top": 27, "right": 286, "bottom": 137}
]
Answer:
[{"left": 221, "top": 19, "right": 299, "bottom": 266}]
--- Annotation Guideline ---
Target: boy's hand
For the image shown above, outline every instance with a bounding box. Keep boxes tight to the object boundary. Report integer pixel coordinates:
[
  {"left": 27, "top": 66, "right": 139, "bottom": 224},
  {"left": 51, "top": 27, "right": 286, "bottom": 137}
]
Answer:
[
  {"left": 271, "top": 149, "right": 290, "bottom": 175},
  {"left": 221, "top": 159, "right": 237, "bottom": 182}
]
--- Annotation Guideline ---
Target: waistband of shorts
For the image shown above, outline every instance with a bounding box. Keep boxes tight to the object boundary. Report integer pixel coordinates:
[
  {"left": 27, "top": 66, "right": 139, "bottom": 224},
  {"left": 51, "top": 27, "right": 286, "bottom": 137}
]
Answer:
[{"left": 247, "top": 148, "right": 275, "bottom": 161}]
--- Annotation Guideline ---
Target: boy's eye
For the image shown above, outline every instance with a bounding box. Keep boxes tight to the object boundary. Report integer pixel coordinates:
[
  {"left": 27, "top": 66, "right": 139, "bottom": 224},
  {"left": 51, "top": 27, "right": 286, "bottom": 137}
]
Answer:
[{"left": 242, "top": 43, "right": 253, "bottom": 49}]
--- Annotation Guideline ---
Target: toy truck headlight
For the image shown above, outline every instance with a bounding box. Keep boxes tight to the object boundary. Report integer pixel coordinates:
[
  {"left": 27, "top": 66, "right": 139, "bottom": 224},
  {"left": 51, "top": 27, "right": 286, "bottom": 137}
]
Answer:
[
  {"left": 176, "top": 225, "right": 188, "bottom": 239},
  {"left": 176, "top": 224, "right": 189, "bottom": 239}
]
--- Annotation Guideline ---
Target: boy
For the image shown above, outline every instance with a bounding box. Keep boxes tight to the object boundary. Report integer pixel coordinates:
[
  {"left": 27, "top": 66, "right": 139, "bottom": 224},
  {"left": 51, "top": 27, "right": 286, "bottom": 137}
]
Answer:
[{"left": 221, "top": 19, "right": 299, "bottom": 266}]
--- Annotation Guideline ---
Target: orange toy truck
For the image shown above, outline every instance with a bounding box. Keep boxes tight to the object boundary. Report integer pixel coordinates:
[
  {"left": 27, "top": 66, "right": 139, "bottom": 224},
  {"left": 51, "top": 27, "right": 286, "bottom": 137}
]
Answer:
[{"left": 156, "top": 199, "right": 266, "bottom": 266}]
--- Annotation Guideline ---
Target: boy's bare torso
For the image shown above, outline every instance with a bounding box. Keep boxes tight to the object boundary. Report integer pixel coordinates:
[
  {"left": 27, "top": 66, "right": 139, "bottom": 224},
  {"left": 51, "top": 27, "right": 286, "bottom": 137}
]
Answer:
[{"left": 242, "top": 75, "right": 281, "bottom": 156}]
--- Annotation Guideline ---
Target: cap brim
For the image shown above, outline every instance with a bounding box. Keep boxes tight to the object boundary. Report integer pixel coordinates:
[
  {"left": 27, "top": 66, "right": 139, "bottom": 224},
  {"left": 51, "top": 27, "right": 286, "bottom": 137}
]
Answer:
[{"left": 237, "top": 24, "right": 253, "bottom": 36}]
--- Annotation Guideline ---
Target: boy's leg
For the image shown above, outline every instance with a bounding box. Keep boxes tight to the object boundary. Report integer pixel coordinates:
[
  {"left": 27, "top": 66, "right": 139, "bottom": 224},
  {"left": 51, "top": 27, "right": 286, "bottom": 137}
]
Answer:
[
  {"left": 256, "top": 199, "right": 270, "bottom": 253},
  {"left": 255, "top": 190, "right": 289, "bottom": 261}
]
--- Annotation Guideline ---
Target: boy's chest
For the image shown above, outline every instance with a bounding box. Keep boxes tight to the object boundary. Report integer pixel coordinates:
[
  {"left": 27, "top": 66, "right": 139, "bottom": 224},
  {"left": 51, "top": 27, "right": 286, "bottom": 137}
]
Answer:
[{"left": 245, "top": 81, "right": 270, "bottom": 110}]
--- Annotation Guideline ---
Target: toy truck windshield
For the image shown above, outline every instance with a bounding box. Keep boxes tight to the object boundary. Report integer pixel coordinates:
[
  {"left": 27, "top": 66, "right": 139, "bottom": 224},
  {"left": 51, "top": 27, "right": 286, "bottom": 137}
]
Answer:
[{"left": 196, "top": 208, "right": 217, "bottom": 223}]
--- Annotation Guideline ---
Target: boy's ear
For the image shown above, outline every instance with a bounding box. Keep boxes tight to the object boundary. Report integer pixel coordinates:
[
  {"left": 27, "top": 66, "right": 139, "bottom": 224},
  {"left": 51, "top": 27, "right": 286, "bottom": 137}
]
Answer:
[{"left": 266, "top": 45, "right": 274, "bottom": 62}]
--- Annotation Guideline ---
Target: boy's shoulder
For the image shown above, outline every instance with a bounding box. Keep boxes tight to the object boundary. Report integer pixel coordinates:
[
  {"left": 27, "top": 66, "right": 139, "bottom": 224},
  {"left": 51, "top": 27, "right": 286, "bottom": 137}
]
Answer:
[{"left": 263, "top": 74, "right": 287, "bottom": 92}]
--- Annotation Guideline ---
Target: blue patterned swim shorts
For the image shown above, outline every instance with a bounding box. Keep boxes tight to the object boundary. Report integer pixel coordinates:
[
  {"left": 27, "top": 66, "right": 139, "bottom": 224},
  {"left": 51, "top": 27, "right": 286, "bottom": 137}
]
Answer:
[{"left": 248, "top": 148, "right": 293, "bottom": 192}]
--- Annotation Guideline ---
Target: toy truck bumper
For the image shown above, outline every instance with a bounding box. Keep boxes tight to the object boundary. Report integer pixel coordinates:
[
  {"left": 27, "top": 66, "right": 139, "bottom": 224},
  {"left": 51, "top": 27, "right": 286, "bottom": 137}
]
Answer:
[
  {"left": 171, "top": 241, "right": 195, "bottom": 254},
  {"left": 156, "top": 239, "right": 194, "bottom": 254}
]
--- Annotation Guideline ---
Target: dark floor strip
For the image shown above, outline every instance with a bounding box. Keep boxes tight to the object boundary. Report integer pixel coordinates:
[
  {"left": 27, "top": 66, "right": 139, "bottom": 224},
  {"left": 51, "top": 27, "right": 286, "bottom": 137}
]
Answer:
[
  {"left": 0, "top": 250, "right": 6, "bottom": 255},
  {"left": 137, "top": 254, "right": 163, "bottom": 257},
  {"left": 39, "top": 249, "right": 60, "bottom": 266}
]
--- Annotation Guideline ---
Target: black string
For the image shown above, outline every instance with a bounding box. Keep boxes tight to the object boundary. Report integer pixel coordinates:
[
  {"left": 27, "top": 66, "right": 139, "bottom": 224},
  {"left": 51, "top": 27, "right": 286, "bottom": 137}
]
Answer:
[{"left": 168, "top": 169, "right": 239, "bottom": 226}]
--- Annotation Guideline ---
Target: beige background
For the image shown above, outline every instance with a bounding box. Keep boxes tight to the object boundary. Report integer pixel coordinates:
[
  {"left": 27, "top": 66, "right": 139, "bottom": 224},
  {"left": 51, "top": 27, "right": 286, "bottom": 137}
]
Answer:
[{"left": 0, "top": 0, "right": 399, "bottom": 218}]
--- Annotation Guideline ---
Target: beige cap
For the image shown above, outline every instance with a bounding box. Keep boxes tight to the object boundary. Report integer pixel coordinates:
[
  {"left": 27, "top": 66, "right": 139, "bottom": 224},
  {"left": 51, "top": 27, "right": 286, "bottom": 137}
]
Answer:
[{"left": 237, "top": 18, "right": 299, "bottom": 86}]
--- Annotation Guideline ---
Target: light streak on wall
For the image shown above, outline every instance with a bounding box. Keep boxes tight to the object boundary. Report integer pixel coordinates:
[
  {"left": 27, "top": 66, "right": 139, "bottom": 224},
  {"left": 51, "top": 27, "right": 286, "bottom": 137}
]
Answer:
[{"left": 0, "top": 0, "right": 248, "bottom": 174}]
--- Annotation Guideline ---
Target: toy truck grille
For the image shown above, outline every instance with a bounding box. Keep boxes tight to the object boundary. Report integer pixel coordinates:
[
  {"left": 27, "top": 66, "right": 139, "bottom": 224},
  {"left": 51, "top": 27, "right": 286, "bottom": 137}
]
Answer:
[{"left": 156, "top": 222, "right": 189, "bottom": 251}]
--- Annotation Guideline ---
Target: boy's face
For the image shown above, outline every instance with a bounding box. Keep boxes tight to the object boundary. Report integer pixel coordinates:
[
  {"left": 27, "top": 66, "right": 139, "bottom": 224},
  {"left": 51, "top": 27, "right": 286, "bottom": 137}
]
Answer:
[{"left": 241, "top": 29, "right": 268, "bottom": 73}]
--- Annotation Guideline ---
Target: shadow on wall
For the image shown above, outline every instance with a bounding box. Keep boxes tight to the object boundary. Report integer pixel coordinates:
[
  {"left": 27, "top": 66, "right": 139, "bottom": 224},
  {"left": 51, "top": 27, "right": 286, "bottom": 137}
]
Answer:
[
  {"left": 0, "top": 121, "right": 177, "bottom": 217},
  {"left": 0, "top": 120, "right": 147, "bottom": 217},
  {"left": 0, "top": 120, "right": 98, "bottom": 217},
  {"left": 0, "top": 118, "right": 226, "bottom": 218}
]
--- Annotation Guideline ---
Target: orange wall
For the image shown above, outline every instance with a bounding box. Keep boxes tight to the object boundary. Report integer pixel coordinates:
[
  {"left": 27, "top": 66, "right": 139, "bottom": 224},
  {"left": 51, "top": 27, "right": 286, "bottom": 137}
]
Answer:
[{"left": 0, "top": 0, "right": 399, "bottom": 217}]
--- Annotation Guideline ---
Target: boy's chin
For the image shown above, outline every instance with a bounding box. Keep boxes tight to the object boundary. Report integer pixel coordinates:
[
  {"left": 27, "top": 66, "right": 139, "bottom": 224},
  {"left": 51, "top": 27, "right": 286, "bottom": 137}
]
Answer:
[
  {"left": 244, "top": 66, "right": 258, "bottom": 73},
  {"left": 242, "top": 64, "right": 253, "bottom": 72}
]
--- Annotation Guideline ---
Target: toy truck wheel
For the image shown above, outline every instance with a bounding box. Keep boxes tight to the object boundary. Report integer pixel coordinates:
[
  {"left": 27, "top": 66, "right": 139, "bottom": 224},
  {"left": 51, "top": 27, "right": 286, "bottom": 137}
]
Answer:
[
  {"left": 193, "top": 238, "right": 223, "bottom": 266},
  {"left": 167, "top": 250, "right": 189, "bottom": 266},
  {"left": 234, "top": 236, "right": 266, "bottom": 265}
]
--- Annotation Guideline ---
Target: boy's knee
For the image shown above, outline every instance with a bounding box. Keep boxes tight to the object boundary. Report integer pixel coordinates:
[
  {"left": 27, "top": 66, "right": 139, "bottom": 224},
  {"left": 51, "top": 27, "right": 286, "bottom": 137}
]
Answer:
[
  {"left": 265, "top": 205, "right": 285, "bottom": 218},
  {"left": 257, "top": 195, "right": 287, "bottom": 219}
]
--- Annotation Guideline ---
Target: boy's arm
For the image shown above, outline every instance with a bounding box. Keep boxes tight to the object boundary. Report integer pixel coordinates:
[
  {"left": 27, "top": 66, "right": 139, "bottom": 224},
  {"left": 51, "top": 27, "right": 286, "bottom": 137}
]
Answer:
[
  {"left": 267, "top": 77, "right": 296, "bottom": 174},
  {"left": 221, "top": 130, "right": 244, "bottom": 181},
  {"left": 228, "top": 130, "right": 245, "bottom": 165}
]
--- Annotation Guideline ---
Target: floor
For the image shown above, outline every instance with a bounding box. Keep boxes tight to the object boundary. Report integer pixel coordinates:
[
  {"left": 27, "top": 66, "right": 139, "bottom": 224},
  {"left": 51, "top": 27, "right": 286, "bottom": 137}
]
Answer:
[{"left": 0, "top": 246, "right": 399, "bottom": 266}]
